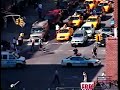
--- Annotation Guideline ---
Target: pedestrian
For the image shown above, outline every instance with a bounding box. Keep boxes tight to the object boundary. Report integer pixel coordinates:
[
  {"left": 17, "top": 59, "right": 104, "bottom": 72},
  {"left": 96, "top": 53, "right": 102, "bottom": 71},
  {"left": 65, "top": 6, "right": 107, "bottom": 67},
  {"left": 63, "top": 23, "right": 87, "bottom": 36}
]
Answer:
[
  {"left": 31, "top": 38, "right": 35, "bottom": 52},
  {"left": 73, "top": 47, "right": 78, "bottom": 55},
  {"left": 55, "top": 24, "right": 60, "bottom": 34},
  {"left": 92, "top": 45, "right": 97, "bottom": 58},
  {"left": 101, "top": 71, "right": 106, "bottom": 76},
  {"left": 18, "top": 36, "right": 23, "bottom": 46},
  {"left": 12, "top": 37, "right": 17, "bottom": 49},
  {"left": 37, "top": 3, "right": 43, "bottom": 19},
  {"left": 83, "top": 72, "right": 87, "bottom": 82},
  {"left": 39, "top": 38, "right": 43, "bottom": 51},
  {"left": 52, "top": 70, "right": 60, "bottom": 84},
  {"left": 101, "top": 71, "right": 107, "bottom": 81}
]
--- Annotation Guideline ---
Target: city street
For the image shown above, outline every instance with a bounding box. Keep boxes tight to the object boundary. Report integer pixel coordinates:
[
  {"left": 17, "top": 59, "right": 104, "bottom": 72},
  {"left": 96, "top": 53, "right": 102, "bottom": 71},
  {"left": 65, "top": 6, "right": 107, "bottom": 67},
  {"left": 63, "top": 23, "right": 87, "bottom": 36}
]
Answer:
[
  {"left": 1, "top": 0, "right": 116, "bottom": 90},
  {"left": 1, "top": 13, "right": 113, "bottom": 90}
]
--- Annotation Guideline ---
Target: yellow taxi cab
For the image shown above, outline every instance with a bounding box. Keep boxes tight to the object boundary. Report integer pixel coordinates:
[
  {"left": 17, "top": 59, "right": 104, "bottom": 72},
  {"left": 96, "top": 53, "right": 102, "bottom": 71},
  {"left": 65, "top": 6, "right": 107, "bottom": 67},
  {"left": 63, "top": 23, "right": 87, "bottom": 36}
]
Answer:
[
  {"left": 56, "top": 24, "right": 74, "bottom": 41},
  {"left": 85, "top": 15, "right": 101, "bottom": 29},
  {"left": 98, "top": 1, "right": 112, "bottom": 12},
  {"left": 68, "top": 14, "right": 83, "bottom": 27},
  {"left": 84, "top": 0, "right": 97, "bottom": 10}
]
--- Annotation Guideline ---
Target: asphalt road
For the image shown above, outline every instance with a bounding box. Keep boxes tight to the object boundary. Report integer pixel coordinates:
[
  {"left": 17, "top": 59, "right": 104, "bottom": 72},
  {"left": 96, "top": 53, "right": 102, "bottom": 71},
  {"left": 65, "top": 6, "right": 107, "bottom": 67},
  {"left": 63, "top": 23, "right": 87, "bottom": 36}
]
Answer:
[{"left": 1, "top": 5, "right": 114, "bottom": 90}]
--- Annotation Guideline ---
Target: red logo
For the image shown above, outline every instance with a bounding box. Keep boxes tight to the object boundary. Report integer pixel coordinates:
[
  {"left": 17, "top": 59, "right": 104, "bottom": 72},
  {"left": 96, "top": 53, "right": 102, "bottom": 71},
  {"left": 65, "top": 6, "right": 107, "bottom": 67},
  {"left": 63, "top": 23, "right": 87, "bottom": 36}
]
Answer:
[{"left": 80, "top": 82, "right": 95, "bottom": 90}]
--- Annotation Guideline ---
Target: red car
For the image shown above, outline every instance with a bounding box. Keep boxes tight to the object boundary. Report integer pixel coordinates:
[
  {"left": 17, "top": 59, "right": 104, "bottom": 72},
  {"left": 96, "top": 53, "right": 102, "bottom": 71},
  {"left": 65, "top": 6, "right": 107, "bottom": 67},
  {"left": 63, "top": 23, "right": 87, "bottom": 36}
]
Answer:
[{"left": 44, "top": 9, "right": 62, "bottom": 25}]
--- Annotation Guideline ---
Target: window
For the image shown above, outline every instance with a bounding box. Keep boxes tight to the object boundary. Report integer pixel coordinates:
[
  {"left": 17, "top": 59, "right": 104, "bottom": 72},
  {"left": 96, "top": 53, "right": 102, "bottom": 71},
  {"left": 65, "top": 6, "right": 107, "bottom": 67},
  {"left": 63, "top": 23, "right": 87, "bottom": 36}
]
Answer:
[
  {"left": 59, "top": 29, "right": 69, "bottom": 33},
  {"left": 71, "top": 57, "right": 80, "bottom": 61},
  {"left": 31, "top": 28, "right": 44, "bottom": 33},
  {"left": 9, "top": 55, "right": 15, "bottom": 59},
  {"left": 79, "top": 57, "right": 85, "bottom": 61},
  {"left": 73, "top": 34, "right": 83, "bottom": 37},
  {"left": 2, "top": 55, "right": 7, "bottom": 59}
]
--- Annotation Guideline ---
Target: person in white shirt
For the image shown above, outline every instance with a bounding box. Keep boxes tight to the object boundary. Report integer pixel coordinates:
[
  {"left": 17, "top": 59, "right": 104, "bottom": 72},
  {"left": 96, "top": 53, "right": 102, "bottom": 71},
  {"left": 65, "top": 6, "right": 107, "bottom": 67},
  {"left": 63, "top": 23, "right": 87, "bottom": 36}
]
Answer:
[
  {"left": 55, "top": 24, "right": 60, "bottom": 34},
  {"left": 101, "top": 71, "right": 107, "bottom": 82},
  {"left": 83, "top": 72, "right": 87, "bottom": 82}
]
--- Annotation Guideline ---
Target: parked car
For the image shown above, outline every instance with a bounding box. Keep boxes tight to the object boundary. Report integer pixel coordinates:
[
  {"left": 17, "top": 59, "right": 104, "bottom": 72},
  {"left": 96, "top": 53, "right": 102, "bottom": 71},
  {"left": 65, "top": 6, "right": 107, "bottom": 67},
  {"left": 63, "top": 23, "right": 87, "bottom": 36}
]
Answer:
[
  {"left": 100, "top": 27, "right": 114, "bottom": 36},
  {"left": 91, "top": 6, "right": 105, "bottom": 17},
  {"left": 56, "top": 25, "right": 74, "bottom": 41},
  {"left": 30, "top": 20, "right": 49, "bottom": 41},
  {"left": 71, "top": 29, "right": 88, "bottom": 46},
  {"left": 1, "top": 51, "right": 26, "bottom": 68},
  {"left": 85, "top": 15, "right": 101, "bottom": 29},
  {"left": 63, "top": 14, "right": 83, "bottom": 28},
  {"left": 80, "top": 23, "right": 95, "bottom": 37},
  {"left": 98, "top": 1, "right": 112, "bottom": 13},
  {"left": 61, "top": 55, "right": 101, "bottom": 67}
]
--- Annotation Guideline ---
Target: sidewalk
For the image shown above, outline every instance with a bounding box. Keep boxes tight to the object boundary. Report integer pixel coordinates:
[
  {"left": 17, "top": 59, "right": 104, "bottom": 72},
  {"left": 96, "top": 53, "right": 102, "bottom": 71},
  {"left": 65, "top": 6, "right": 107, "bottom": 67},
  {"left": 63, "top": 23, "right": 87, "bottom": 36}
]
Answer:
[{"left": 1, "top": 0, "right": 57, "bottom": 53}]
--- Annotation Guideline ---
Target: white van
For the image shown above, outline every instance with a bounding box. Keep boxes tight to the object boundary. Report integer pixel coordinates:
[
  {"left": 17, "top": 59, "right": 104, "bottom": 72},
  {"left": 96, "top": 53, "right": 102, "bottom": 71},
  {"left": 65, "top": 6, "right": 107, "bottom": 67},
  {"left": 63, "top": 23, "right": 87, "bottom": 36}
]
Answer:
[
  {"left": 80, "top": 23, "right": 95, "bottom": 37},
  {"left": 1, "top": 51, "right": 26, "bottom": 68}
]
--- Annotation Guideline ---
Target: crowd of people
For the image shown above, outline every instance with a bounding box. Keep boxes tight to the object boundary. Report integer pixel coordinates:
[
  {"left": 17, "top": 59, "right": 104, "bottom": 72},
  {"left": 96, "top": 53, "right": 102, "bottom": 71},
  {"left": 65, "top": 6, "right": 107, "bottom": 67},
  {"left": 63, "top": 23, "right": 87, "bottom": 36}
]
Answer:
[{"left": 1, "top": 33, "right": 24, "bottom": 54}]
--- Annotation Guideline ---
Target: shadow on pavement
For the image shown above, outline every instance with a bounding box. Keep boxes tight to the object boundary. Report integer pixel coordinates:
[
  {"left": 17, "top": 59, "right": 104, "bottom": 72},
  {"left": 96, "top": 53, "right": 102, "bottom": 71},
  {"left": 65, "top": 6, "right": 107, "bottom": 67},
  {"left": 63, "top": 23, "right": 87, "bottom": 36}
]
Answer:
[
  {"left": 76, "top": 40, "right": 95, "bottom": 47},
  {"left": 1, "top": 64, "right": 103, "bottom": 90}
]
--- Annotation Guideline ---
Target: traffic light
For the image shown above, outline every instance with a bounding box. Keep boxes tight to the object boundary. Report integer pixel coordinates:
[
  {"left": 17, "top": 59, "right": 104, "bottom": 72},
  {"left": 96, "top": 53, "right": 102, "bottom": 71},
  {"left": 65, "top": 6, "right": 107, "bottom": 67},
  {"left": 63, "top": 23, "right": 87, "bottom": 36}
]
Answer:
[
  {"left": 19, "top": 18, "right": 25, "bottom": 27},
  {"left": 15, "top": 18, "right": 20, "bottom": 25},
  {"left": 95, "top": 34, "right": 99, "bottom": 42},
  {"left": 98, "top": 34, "right": 103, "bottom": 41},
  {"left": 15, "top": 18, "right": 25, "bottom": 27}
]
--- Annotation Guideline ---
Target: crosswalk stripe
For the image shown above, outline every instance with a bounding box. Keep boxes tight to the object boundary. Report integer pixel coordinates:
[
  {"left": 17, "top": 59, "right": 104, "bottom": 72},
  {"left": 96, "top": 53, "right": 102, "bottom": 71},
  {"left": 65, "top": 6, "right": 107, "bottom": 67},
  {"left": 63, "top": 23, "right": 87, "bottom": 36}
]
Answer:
[{"left": 26, "top": 39, "right": 95, "bottom": 46}]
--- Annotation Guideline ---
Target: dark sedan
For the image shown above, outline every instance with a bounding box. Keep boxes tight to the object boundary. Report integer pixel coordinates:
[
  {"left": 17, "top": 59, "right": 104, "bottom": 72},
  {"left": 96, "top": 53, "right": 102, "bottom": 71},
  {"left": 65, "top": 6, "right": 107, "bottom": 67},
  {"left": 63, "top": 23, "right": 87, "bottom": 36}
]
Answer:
[
  {"left": 75, "top": 3, "right": 90, "bottom": 18},
  {"left": 91, "top": 6, "right": 105, "bottom": 17}
]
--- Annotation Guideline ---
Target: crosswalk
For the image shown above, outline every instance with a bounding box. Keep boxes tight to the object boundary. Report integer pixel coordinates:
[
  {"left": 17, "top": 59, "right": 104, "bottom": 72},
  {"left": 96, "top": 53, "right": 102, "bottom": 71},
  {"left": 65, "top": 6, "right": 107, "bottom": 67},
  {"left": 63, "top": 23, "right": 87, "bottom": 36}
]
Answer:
[
  {"left": 45, "top": 39, "right": 95, "bottom": 45},
  {"left": 25, "top": 38, "right": 95, "bottom": 46}
]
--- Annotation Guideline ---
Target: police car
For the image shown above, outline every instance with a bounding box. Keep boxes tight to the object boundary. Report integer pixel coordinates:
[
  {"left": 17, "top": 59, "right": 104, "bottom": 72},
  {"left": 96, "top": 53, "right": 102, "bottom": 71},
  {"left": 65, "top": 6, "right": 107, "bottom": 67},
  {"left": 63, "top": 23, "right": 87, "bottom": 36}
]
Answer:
[{"left": 1, "top": 51, "right": 26, "bottom": 68}]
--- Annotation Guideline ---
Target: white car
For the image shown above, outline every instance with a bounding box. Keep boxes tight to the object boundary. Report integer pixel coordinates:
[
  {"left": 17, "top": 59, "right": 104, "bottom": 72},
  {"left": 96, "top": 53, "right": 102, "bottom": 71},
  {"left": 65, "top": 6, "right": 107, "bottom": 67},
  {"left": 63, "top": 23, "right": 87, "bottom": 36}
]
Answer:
[
  {"left": 61, "top": 55, "right": 101, "bottom": 67},
  {"left": 1, "top": 51, "right": 26, "bottom": 68},
  {"left": 80, "top": 23, "right": 95, "bottom": 37},
  {"left": 100, "top": 27, "right": 114, "bottom": 36},
  {"left": 71, "top": 29, "right": 88, "bottom": 46}
]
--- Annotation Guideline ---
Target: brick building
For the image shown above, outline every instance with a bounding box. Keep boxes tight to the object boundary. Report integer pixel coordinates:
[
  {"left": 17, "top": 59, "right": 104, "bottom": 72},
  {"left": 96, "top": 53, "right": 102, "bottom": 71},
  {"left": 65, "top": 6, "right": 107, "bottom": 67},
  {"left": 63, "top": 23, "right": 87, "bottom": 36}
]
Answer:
[
  {"left": 105, "top": 37, "right": 118, "bottom": 80},
  {"left": 105, "top": 0, "right": 118, "bottom": 81},
  {"left": 113, "top": 0, "right": 118, "bottom": 27}
]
